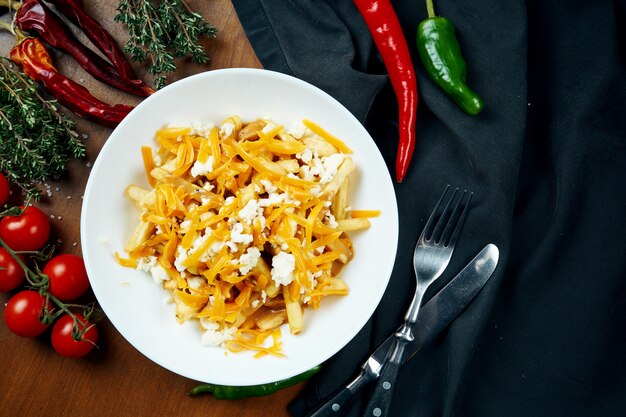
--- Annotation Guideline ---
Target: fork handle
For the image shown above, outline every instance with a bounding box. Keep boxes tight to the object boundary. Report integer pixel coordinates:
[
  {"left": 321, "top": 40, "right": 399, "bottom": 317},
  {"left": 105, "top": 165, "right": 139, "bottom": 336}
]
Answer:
[
  {"left": 364, "top": 334, "right": 413, "bottom": 417},
  {"left": 363, "top": 358, "right": 402, "bottom": 417}
]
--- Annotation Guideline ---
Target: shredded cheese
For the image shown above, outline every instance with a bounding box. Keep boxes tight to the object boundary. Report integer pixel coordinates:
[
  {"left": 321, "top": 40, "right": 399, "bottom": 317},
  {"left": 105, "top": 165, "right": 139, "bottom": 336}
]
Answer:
[{"left": 120, "top": 117, "right": 375, "bottom": 355}]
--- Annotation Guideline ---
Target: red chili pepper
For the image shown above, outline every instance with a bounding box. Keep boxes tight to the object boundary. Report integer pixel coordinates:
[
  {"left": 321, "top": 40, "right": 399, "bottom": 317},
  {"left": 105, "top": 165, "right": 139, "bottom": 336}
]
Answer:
[
  {"left": 353, "top": 0, "right": 418, "bottom": 182},
  {"left": 15, "top": 0, "right": 152, "bottom": 97},
  {"left": 46, "top": 0, "right": 139, "bottom": 82},
  {"left": 10, "top": 37, "right": 133, "bottom": 128}
]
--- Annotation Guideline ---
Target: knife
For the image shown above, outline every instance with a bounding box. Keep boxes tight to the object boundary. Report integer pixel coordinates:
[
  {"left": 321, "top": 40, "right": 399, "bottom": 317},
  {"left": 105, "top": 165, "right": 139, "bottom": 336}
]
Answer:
[{"left": 306, "top": 243, "right": 499, "bottom": 417}]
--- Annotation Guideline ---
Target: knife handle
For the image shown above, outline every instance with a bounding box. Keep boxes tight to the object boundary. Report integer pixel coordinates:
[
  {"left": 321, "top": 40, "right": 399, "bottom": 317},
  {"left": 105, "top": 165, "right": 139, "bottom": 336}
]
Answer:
[
  {"left": 363, "top": 356, "right": 402, "bottom": 417},
  {"left": 306, "top": 369, "right": 374, "bottom": 417},
  {"left": 306, "top": 387, "right": 353, "bottom": 417}
]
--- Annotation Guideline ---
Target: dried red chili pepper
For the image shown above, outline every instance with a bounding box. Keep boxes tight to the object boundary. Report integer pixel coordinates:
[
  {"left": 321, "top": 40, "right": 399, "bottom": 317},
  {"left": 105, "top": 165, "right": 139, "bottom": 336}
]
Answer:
[
  {"left": 15, "top": 0, "right": 152, "bottom": 97},
  {"left": 353, "top": 0, "right": 418, "bottom": 182},
  {"left": 46, "top": 0, "right": 138, "bottom": 82},
  {"left": 10, "top": 36, "right": 133, "bottom": 128}
]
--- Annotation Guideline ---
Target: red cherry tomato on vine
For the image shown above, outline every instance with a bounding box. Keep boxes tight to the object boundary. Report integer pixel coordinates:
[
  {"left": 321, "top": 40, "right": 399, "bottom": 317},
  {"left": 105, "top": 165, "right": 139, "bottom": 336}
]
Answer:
[
  {"left": 51, "top": 314, "right": 98, "bottom": 358},
  {"left": 0, "top": 206, "right": 50, "bottom": 251},
  {"left": 0, "top": 248, "right": 25, "bottom": 292},
  {"left": 0, "top": 173, "right": 9, "bottom": 206},
  {"left": 4, "top": 290, "right": 51, "bottom": 337},
  {"left": 43, "top": 254, "right": 90, "bottom": 301}
]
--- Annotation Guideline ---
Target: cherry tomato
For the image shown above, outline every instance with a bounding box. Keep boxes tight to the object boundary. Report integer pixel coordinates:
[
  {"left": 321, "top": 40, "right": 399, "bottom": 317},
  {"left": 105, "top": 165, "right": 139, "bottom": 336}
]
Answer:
[
  {"left": 4, "top": 290, "right": 51, "bottom": 337},
  {"left": 51, "top": 314, "right": 98, "bottom": 358},
  {"left": 43, "top": 254, "right": 90, "bottom": 301},
  {"left": 0, "top": 247, "right": 25, "bottom": 292},
  {"left": 0, "top": 206, "right": 50, "bottom": 251},
  {"left": 0, "top": 173, "right": 9, "bottom": 206}
]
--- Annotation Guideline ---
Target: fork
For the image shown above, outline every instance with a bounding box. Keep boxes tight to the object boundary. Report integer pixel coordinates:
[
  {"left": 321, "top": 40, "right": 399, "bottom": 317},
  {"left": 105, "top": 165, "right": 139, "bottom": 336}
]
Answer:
[{"left": 363, "top": 186, "right": 472, "bottom": 417}]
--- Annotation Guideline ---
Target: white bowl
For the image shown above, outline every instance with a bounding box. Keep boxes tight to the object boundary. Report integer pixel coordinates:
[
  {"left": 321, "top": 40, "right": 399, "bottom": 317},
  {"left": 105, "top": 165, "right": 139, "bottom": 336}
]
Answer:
[{"left": 81, "top": 68, "right": 398, "bottom": 386}]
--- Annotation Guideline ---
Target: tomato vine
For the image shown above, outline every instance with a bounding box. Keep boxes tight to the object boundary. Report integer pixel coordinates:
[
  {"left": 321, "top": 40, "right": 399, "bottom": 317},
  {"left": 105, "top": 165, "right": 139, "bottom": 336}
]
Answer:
[{"left": 0, "top": 202, "right": 99, "bottom": 357}]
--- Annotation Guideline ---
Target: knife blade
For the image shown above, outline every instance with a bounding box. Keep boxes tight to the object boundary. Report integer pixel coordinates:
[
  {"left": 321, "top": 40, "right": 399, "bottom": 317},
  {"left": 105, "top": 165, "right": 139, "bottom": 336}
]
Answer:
[{"left": 306, "top": 243, "right": 499, "bottom": 417}]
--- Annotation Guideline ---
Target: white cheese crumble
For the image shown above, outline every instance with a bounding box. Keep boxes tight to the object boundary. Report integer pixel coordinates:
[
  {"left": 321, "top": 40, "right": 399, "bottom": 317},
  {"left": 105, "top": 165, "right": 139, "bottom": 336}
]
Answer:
[
  {"left": 238, "top": 199, "right": 261, "bottom": 224},
  {"left": 191, "top": 155, "right": 214, "bottom": 178},
  {"left": 179, "top": 219, "right": 192, "bottom": 233},
  {"left": 149, "top": 263, "right": 170, "bottom": 283},
  {"left": 237, "top": 247, "right": 261, "bottom": 275},
  {"left": 226, "top": 241, "right": 238, "bottom": 253},
  {"left": 260, "top": 179, "right": 278, "bottom": 194},
  {"left": 299, "top": 164, "right": 320, "bottom": 182},
  {"left": 299, "top": 153, "right": 346, "bottom": 184},
  {"left": 174, "top": 232, "right": 214, "bottom": 272},
  {"left": 200, "top": 319, "right": 237, "bottom": 347},
  {"left": 190, "top": 155, "right": 214, "bottom": 178},
  {"left": 288, "top": 122, "right": 307, "bottom": 139},
  {"left": 220, "top": 122, "right": 235, "bottom": 138},
  {"left": 325, "top": 212, "right": 338, "bottom": 228},
  {"left": 310, "top": 186, "right": 322, "bottom": 197},
  {"left": 259, "top": 192, "right": 284, "bottom": 207},
  {"left": 259, "top": 191, "right": 301, "bottom": 208},
  {"left": 230, "top": 222, "right": 253, "bottom": 245},
  {"left": 271, "top": 251, "right": 296, "bottom": 286},
  {"left": 210, "top": 240, "right": 225, "bottom": 254},
  {"left": 320, "top": 153, "right": 345, "bottom": 184},
  {"left": 137, "top": 257, "right": 170, "bottom": 283},
  {"left": 191, "top": 122, "right": 215, "bottom": 137},
  {"left": 174, "top": 246, "right": 189, "bottom": 272},
  {"left": 136, "top": 256, "right": 157, "bottom": 271},
  {"left": 296, "top": 147, "right": 313, "bottom": 164},
  {"left": 187, "top": 276, "right": 204, "bottom": 290}
]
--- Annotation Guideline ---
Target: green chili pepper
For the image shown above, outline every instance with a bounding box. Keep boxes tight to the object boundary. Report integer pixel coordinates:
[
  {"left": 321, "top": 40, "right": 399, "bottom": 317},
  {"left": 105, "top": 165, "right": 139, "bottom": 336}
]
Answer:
[
  {"left": 416, "top": 0, "right": 484, "bottom": 115},
  {"left": 188, "top": 365, "right": 322, "bottom": 400}
]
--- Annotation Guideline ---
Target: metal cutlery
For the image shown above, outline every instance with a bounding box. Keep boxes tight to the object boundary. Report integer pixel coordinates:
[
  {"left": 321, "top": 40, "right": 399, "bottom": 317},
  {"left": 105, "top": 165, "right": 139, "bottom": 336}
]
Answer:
[
  {"left": 363, "top": 186, "right": 472, "bottom": 417},
  {"left": 306, "top": 242, "right": 498, "bottom": 417}
]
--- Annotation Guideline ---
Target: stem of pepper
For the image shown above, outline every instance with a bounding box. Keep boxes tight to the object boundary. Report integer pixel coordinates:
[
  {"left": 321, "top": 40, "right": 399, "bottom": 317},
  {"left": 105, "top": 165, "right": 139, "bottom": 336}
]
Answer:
[
  {"left": 0, "top": 20, "right": 15, "bottom": 35},
  {"left": 0, "top": 21, "right": 26, "bottom": 43},
  {"left": 0, "top": 0, "right": 22, "bottom": 11},
  {"left": 426, "top": 0, "right": 436, "bottom": 18}
]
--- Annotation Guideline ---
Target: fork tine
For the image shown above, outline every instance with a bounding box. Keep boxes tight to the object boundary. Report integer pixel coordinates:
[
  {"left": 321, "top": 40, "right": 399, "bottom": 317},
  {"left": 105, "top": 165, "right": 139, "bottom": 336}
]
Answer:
[
  {"left": 429, "top": 187, "right": 459, "bottom": 243},
  {"left": 441, "top": 191, "right": 472, "bottom": 247},
  {"left": 420, "top": 185, "right": 451, "bottom": 241}
]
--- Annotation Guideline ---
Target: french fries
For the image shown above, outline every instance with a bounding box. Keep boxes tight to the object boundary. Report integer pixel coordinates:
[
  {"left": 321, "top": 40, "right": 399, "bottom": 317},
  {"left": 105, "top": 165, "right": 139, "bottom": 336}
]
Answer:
[
  {"left": 337, "top": 218, "right": 371, "bottom": 232},
  {"left": 323, "top": 157, "right": 355, "bottom": 197},
  {"left": 119, "top": 117, "right": 377, "bottom": 356}
]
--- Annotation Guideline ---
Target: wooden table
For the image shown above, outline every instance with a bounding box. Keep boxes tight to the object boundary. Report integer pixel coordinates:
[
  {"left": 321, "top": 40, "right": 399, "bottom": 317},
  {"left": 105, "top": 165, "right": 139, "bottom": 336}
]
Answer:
[{"left": 0, "top": 2, "right": 303, "bottom": 416}]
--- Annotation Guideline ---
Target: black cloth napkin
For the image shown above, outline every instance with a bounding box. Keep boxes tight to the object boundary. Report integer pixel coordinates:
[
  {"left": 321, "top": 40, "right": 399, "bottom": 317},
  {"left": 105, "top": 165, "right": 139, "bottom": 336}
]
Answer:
[{"left": 231, "top": 1, "right": 626, "bottom": 415}]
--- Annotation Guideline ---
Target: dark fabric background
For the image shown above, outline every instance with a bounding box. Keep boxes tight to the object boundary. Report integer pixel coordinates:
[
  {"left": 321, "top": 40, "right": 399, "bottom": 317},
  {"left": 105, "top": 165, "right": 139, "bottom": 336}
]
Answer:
[{"left": 231, "top": 1, "right": 626, "bottom": 416}]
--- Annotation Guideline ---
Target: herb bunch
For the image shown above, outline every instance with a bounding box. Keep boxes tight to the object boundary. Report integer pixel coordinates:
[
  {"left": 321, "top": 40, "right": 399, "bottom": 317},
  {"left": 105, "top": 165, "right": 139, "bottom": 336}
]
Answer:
[
  {"left": 115, "top": 0, "right": 217, "bottom": 90},
  {"left": 0, "top": 58, "right": 85, "bottom": 200}
]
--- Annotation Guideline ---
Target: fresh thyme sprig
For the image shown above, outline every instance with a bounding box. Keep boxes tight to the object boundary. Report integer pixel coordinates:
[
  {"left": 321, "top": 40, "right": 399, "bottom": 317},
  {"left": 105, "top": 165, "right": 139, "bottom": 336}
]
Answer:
[
  {"left": 115, "top": 0, "right": 217, "bottom": 89},
  {"left": 0, "top": 58, "right": 85, "bottom": 200}
]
